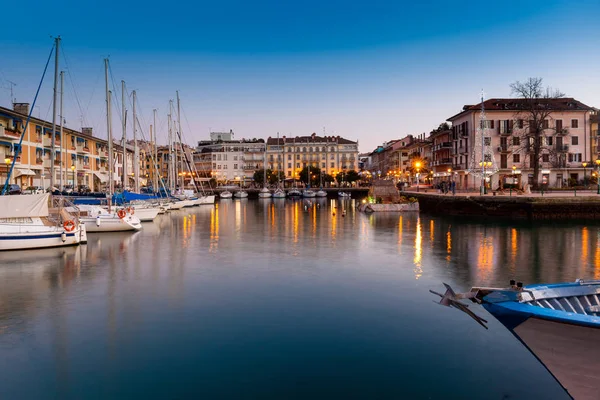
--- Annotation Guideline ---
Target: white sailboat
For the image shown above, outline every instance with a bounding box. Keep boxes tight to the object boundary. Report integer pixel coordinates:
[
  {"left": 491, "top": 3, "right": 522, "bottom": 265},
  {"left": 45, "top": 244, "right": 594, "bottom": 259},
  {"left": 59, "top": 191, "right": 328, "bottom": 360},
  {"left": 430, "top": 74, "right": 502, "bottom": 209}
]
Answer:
[
  {"left": 316, "top": 167, "right": 327, "bottom": 197},
  {"left": 302, "top": 189, "right": 316, "bottom": 197},
  {"left": 272, "top": 134, "right": 286, "bottom": 198},
  {"left": 71, "top": 204, "right": 142, "bottom": 232},
  {"left": 258, "top": 149, "right": 272, "bottom": 198},
  {"left": 0, "top": 193, "right": 86, "bottom": 251},
  {"left": 220, "top": 190, "right": 233, "bottom": 199}
]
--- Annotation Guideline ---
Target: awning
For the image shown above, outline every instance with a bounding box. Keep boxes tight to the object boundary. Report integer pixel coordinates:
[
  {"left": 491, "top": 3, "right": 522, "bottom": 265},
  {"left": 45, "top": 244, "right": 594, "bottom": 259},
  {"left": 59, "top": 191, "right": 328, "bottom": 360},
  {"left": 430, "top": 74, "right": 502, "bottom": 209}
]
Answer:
[
  {"left": 93, "top": 171, "right": 108, "bottom": 183},
  {"left": 14, "top": 168, "right": 37, "bottom": 177}
]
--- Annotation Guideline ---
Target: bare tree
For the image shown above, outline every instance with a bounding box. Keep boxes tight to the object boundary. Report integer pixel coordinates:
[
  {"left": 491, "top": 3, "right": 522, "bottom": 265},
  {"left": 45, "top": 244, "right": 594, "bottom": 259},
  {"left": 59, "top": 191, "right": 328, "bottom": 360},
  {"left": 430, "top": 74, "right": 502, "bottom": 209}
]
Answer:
[{"left": 509, "top": 77, "right": 565, "bottom": 189}]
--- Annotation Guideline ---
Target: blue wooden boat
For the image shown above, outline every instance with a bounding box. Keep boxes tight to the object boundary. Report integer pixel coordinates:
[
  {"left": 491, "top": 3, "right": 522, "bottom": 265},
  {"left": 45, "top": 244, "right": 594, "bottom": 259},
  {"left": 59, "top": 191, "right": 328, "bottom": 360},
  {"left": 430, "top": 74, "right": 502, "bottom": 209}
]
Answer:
[{"left": 432, "top": 280, "right": 600, "bottom": 400}]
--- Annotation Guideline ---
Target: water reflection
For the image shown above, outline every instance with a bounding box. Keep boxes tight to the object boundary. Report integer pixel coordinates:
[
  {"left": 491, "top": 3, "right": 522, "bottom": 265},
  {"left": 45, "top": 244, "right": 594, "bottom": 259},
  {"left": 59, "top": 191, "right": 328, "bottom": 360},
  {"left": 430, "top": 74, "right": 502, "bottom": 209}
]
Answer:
[{"left": 0, "top": 201, "right": 594, "bottom": 399}]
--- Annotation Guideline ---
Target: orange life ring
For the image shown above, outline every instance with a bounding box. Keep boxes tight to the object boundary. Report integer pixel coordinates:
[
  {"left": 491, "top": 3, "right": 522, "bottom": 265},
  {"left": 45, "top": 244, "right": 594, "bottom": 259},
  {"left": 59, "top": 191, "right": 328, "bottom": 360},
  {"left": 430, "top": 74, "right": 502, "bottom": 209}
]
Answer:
[
  {"left": 63, "top": 220, "right": 76, "bottom": 232},
  {"left": 117, "top": 209, "right": 126, "bottom": 219},
  {"left": 127, "top": 207, "right": 135, "bottom": 215}
]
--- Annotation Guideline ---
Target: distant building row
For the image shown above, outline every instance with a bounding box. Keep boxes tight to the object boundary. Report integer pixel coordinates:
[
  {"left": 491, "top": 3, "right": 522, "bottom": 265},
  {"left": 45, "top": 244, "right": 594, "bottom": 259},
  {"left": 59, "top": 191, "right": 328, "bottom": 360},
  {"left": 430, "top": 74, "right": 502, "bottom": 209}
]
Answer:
[{"left": 362, "top": 97, "right": 599, "bottom": 190}]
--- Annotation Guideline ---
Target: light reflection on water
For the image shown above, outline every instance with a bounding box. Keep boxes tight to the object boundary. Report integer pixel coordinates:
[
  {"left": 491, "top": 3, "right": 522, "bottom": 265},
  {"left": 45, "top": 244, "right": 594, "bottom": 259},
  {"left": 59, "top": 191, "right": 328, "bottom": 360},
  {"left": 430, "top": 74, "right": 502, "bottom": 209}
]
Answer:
[{"left": 2, "top": 199, "right": 595, "bottom": 399}]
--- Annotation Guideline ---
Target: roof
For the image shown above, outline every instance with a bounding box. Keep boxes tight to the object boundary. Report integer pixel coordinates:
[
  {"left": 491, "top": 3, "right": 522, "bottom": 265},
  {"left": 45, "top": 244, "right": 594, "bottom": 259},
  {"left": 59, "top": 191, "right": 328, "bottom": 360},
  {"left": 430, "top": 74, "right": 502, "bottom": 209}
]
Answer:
[
  {"left": 266, "top": 134, "right": 357, "bottom": 146},
  {"left": 447, "top": 98, "right": 594, "bottom": 121}
]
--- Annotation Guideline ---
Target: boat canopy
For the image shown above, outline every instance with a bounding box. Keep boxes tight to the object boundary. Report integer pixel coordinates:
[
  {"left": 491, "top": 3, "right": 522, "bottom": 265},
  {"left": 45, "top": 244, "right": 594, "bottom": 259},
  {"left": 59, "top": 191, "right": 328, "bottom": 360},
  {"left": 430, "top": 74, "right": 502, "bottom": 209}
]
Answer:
[{"left": 0, "top": 193, "right": 49, "bottom": 218}]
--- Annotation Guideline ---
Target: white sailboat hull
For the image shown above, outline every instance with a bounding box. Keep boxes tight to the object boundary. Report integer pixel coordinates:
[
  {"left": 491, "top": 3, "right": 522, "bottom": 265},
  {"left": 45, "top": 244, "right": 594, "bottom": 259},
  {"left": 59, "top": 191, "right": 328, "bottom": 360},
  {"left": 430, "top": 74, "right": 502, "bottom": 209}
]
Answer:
[
  {"left": 131, "top": 207, "right": 160, "bottom": 222},
  {"left": 193, "top": 195, "right": 215, "bottom": 205},
  {"left": 81, "top": 214, "right": 142, "bottom": 232},
  {"left": 234, "top": 191, "right": 248, "bottom": 198},
  {"left": 0, "top": 226, "right": 83, "bottom": 251},
  {"left": 302, "top": 190, "right": 316, "bottom": 198},
  {"left": 220, "top": 191, "right": 233, "bottom": 199},
  {"left": 316, "top": 190, "right": 327, "bottom": 197}
]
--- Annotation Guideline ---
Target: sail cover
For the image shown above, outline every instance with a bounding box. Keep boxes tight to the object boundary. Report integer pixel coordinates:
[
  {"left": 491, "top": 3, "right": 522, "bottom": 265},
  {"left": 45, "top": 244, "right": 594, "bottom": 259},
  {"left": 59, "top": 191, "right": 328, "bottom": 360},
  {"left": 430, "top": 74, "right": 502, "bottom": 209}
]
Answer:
[{"left": 0, "top": 193, "right": 49, "bottom": 218}]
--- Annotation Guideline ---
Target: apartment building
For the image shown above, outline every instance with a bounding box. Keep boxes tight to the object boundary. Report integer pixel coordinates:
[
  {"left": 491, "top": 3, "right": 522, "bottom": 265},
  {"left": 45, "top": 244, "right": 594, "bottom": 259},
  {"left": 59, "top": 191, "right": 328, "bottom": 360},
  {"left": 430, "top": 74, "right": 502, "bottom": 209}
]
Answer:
[
  {"left": 194, "top": 132, "right": 266, "bottom": 183},
  {"left": 265, "top": 133, "right": 359, "bottom": 179},
  {"left": 0, "top": 103, "right": 110, "bottom": 191},
  {"left": 447, "top": 98, "right": 594, "bottom": 189}
]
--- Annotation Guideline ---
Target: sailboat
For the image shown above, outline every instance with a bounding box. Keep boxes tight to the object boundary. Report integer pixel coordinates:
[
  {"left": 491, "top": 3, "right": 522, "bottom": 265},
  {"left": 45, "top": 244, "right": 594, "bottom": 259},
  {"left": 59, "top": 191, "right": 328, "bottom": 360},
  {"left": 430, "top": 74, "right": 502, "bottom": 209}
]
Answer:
[
  {"left": 316, "top": 168, "right": 327, "bottom": 197},
  {"left": 272, "top": 134, "right": 286, "bottom": 198},
  {"left": 258, "top": 148, "right": 271, "bottom": 198}
]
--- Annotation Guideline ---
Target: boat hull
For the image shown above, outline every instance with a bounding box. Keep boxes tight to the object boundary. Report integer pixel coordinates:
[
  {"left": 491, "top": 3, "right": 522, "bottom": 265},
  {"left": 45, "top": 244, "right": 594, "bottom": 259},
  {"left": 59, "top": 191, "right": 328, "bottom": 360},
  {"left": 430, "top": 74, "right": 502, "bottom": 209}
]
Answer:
[
  {"left": 194, "top": 195, "right": 215, "bottom": 205},
  {"left": 131, "top": 207, "right": 160, "bottom": 222},
  {"left": 485, "top": 304, "right": 600, "bottom": 400},
  {"left": 0, "top": 230, "right": 81, "bottom": 251},
  {"left": 219, "top": 191, "right": 233, "bottom": 199},
  {"left": 234, "top": 191, "right": 248, "bottom": 198},
  {"left": 81, "top": 215, "right": 142, "bottom": 232}
]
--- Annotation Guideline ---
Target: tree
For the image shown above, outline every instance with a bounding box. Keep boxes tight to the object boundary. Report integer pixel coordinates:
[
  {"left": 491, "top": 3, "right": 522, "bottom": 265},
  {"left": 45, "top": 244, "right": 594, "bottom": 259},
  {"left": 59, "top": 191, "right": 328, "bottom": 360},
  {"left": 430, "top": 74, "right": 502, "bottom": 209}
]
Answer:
[
  {"left": 345, "top": 170, "right": 360, "bottom": 184},
  {"left": 253, "top": 169, "right": 284, "bottom": 186},
  {"left": 510, "top": 77, "right": 565, "bottom": 190},
  {"left": 299, "top": 166, "right": 321, "bottom": 187},
  {"left": 253, "top": 169, "right": 267, "bottom": 186},
  {"left": 323, "top": 174, "right": 335, "bottom": 185}
]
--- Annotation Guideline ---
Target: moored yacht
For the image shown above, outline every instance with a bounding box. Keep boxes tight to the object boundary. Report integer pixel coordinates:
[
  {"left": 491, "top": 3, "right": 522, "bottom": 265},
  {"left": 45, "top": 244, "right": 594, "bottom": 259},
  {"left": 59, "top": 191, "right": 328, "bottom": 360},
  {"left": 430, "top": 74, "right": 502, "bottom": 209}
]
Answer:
[
  {"left": 0, "top": 193, "right": 86, "bottom": 250},
  {"left": 70, "top": 204, "right": 142, "bottom": 232},
  {"left": 272, "top": 188, "right": 286, "bottom": 198},
  {"left": 219, "top": 191, "right": 233, "bottom": 199}
]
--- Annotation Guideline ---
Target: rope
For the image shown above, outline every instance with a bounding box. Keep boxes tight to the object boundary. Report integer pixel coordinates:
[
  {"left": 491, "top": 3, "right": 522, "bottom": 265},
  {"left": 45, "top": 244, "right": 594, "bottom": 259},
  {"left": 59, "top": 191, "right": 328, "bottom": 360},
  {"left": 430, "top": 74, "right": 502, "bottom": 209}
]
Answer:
[{"left": 2, "top": 42, "right": 55, "bottom": 195}]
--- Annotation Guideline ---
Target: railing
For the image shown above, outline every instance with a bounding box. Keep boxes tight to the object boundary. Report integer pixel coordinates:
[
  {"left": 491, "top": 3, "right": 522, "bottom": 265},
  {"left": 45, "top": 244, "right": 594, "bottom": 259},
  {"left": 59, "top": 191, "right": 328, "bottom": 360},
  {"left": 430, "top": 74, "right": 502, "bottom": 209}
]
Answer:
[{"left": 557, "top": 144, "right": 569, "bottom": 152}]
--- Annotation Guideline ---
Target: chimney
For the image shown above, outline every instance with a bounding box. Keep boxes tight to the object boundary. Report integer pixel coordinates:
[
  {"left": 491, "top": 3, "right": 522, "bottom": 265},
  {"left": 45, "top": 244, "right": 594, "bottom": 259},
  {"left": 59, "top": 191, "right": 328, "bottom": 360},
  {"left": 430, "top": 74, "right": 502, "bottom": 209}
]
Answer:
[
  {"left": 13, "top": 103, "right": 30, "bottom": 115},
  {"left": 82, "top": 127, "right": 93, "bottom": 136}
]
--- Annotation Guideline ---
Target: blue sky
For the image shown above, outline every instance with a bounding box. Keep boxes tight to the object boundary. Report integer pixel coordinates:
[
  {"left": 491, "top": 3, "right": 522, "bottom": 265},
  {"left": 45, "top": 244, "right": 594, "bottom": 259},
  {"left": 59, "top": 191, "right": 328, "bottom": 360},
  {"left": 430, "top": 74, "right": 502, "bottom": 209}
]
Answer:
[{"left": 1, "top": 0, "right": 599, "bottom": 152}]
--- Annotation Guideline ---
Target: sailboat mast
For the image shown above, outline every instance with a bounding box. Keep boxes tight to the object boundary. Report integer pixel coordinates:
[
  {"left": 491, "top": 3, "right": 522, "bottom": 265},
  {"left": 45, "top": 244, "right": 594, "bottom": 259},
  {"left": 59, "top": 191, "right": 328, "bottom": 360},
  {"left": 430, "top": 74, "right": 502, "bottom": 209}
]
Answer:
[
  {"left": 168, "top": 100, "right": 173, "bottom": 192},
  {"left": 121, "top": 80, "right": 127, "bottom": 189},
  {"left": 59, "top": 71, "right": 64, "bottom": 190},
  {"left": 49, "top": 36, "right": 60, "bottom": 190},
  {"left": 153, "top": 109, "right": 158, "bottom": 190},
  {"left": 176, "top": 91, "right": 184, "bottom": 190},
  {"left": 105, "top": 59, "right": 114, "bottom": 196},
  {"left": 133, "top": 90, "right": 139, "bottom": 192}
]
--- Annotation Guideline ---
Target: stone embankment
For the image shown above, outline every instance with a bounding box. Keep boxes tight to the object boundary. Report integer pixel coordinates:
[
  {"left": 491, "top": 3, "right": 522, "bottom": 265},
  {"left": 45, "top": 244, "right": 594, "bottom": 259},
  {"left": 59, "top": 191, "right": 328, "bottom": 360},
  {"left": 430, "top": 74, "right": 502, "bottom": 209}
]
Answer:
[
  {"left": 358, "top": 203, "right": 419, "bottom": 213},
  {"left": 402, "top": 191, "right": 600, "bottom": 220}
]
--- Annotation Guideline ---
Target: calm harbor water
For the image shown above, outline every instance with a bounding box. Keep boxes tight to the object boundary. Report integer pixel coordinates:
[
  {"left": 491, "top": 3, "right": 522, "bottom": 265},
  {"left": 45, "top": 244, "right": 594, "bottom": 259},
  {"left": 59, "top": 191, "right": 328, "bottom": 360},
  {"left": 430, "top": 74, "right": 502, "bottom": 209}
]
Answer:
[{"left": 2, "top": 198, "right": 596, "bottom": 399}]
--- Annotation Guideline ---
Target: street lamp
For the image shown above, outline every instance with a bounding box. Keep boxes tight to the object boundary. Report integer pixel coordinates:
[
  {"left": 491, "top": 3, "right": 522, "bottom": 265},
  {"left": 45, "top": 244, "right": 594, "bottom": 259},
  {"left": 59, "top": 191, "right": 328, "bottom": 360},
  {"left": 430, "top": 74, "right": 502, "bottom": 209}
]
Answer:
[
  {"left": 4, "top": 157, "right": 10, "bottom": 186},
  {"left": 596, "top": 159, "right": 600, "bottom": 194},
  {"left": 583, "top": 162, "right": 588, "bottom": 187},
  {"left": 414, "top": 161, "right": 422, "bottom": 192},
  {"left": 511, "top": 165, "right": 517, "bottom": 196},
  {"left": 71, "top": 165, "right": 76, "bottom": 188},
  {"left": 479, "top": 161, "right": 492, "bottom": 194}
]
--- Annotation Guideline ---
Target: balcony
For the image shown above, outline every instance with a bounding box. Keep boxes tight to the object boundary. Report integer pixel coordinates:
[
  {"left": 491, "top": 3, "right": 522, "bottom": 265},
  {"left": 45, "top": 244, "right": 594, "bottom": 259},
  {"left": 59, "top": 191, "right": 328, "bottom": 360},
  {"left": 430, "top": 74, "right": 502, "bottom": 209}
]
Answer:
[
  {"left": 42, "top": 136, "right": 61, "bottom": 147},
  {"left": 5, "top": 155, "right": 21, "bottom": 164},
  {"left": 557, "top": 144, "right": 569, "bottom": 153},
  {"left": 498, "top": 129, "right": 512, "bottom": 136},
  {"left": 433, "top": 142, "right": 452, "bottom": 152},
  {"left": 0, "top": 126, "right": 21, "bottom": 140},
  {"left": 76, "top": 143, "right": 90, "bottom": 154},
  {"left": 497, "top": 145, "right": 510, "bottom": 153}
]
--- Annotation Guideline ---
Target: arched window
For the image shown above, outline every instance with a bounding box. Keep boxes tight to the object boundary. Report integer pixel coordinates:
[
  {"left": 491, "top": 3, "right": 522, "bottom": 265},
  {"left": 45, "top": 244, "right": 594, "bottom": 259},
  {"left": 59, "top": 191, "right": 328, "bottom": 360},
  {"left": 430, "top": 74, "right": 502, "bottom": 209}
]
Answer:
[
  {"left": 309, "top": 147, "right": 313, "bottom": 153},
  {"left": 303, "top": 147, "right": 307, "bottom": 153}
]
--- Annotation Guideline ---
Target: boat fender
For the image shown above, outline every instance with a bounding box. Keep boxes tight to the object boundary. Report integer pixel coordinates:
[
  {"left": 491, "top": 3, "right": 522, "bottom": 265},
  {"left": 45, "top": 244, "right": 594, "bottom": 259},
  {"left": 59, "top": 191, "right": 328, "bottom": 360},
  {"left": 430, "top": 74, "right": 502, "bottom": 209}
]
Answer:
[
  {"left": 96, "top": 215, "right": 101, "bottom": 227},
  {"left": 61, "top": 232, "right": 67, "bottom": 242},
  {"left": 117, "top": 209, "right": 126, "bottom": 219},
  {"left": 63, "top": 220, "right": 76, "bottom": 232},
  {"left": 127, "top": 207, "right": 134, "bottom": 215}
]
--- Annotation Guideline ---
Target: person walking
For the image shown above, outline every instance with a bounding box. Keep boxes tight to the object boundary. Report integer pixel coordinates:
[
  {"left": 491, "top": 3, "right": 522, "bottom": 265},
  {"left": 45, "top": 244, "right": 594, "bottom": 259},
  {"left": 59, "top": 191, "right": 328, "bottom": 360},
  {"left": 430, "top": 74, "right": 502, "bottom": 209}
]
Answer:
[{"left": 451, "top": 180, "right": 456, "bottom": 195}]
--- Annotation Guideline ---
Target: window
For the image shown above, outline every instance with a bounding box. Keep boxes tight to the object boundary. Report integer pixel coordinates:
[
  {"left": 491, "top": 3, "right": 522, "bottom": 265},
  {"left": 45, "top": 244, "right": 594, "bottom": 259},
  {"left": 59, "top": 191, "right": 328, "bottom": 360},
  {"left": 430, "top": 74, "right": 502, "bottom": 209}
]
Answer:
[
  {"left": 217, "top": 164, "right": 221, "bottom": 169},
  {"left": 287, "top": 171, "right": 291, "bottom": 177},
  {"left": 330, "top": 154, "right": 334, "bottom": 159},
  {"left": 330, "top": 162, "right": 335, "bottom": 168},
  {"left": 212, "top": 163, "right": 216, "bottom": 168},
  {"left": 571, "top": 119, "right": 579, "bottom": 128},
  {"left": 513, "top": 154, "right": 520, "bottom": 163},
  {"left": 512, "top": 136, "right": 520, "bottom": 146},
  {"left": 303, "top": 162, "right": 307, "bottom": 168},
  {"left": 572, "top": 136, "right": 579, "bottom": 145},
  {"left": 233, "top": 156, "right": 238, "bottom": 161},
  {"left": 223, "top": 165, "right": 227, "bottom": 169},
  {"left": 303, "top": 147, "right": 307, "bottom": 152},
  {"left": 233, "top": 164, "right": 238, "bottom": 169},
  {"left": 296, "top": 154, "right": 300, "bottom": 160},
  {"left": 212, "top": 154, "right": 216, "bottom": 160},
  {"left": 499, "top": 120, "right": 513, "bottom": 134},
  {"left": 288, "top": 163, "right": 291, "bottom": 168},
  {"left": 481, "top": 120, "right": 494, "bottom": 129},
  {"left": 484, "top": 154, "right": 492, "bottom": 162},
  {"left": 542, "top": 119, "right": 549, "bottom": 129},
  {"left": 484, "top": 137, "right": 491, "bottom": 146},
  {"left": 217, "top": 154, "right": 221, "bottom": 161},
  {"left": 296, "top": 163, "right": 300, "bottom": 168},
  {"left": 556, "top": 119, "right": 563, "bottom": 132},
  {"left": 518, "top": 119, "right": 524, "bottom": 129},
  {"left": 223, "top": 155, "right": 227, "bottom": 161},
  {"left": 322, "top": 163, "right": 325, "bottom": 168},
  {"left": 542, "top": 154, "right": 549, "bottom": 162},
  {"left": 288, "top": 154, "right": 291, "bottom": 160},
  {"left": 309, "top": 147, "right": 313, "bottom": 152}
]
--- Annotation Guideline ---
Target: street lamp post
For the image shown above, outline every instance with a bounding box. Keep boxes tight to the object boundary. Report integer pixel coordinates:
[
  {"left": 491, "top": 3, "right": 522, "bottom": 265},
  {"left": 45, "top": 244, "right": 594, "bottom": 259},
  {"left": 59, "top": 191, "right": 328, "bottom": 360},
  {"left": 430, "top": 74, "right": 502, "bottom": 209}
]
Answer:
[
  {"left": 414, "top": 161, "right": 422, "bottom": 192},
  {"left": 479, "top": 161, "right": 492, "bottom": 195},
  {"left": 511, "top": 165, "right": 516, "bottom": 197},
  {"left": 4, "top": 157, "right": 10, "bottom": 186},
  {"left": 583, "top": 162, "right": 588, "bottom": 188},
  {"left": 71, "top": 165, "right": 76, "bottom": 188}
]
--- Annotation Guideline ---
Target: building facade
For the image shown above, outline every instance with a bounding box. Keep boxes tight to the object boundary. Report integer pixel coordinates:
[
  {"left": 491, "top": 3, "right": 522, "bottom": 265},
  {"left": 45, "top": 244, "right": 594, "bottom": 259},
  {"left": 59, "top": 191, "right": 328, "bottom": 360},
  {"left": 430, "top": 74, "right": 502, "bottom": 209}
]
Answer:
[
  {"left": 447, "top": 98, "right": 594, "bottom": 189},
  {"left": 265, "top": 133, "right": 359, "bottom": 179}
]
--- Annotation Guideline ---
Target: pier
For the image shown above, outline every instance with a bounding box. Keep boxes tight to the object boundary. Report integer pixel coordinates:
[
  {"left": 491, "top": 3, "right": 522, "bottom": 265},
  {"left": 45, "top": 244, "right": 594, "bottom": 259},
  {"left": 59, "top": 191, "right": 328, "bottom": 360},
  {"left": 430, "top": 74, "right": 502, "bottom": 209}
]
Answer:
[{"left": 212, "top": 187, "right": 369, "bottom": 199}]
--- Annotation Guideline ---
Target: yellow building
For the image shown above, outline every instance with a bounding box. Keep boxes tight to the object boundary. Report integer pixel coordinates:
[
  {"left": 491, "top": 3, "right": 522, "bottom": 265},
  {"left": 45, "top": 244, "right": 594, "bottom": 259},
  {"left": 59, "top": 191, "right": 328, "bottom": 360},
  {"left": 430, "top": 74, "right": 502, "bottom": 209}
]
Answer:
[{"left": 0, "top": 103, "right": 109, "bottom": 191}]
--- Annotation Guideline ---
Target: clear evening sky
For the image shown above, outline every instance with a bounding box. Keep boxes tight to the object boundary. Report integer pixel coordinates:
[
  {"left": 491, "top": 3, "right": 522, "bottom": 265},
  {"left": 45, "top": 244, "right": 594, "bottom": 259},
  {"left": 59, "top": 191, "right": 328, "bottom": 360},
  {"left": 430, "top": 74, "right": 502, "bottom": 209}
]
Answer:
[{"left": 1, "top": 0, "right": 599, "bottom": 153}]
